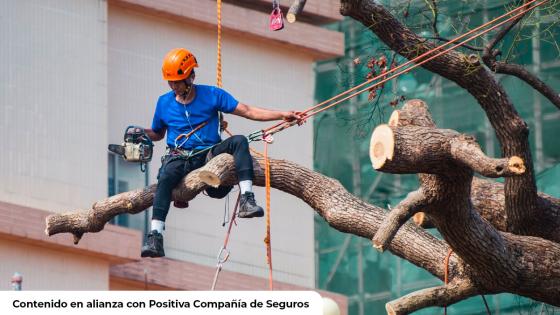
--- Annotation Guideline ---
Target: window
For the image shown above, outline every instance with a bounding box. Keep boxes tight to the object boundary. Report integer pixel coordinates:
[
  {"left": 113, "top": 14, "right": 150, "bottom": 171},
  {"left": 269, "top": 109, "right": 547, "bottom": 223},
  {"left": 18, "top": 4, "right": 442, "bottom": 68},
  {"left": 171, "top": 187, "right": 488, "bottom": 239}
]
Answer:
[{"left": 108, "top": 153, "right": 150, "bottom": 234}]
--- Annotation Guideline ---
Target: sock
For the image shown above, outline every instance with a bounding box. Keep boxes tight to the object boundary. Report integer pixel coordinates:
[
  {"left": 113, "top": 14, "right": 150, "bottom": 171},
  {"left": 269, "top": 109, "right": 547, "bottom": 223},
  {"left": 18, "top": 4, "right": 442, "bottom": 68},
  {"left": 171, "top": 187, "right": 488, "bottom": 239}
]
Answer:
[
  {"left": 239, "top": 180, "right": 253, "bottom": 194},
  {"left": 151, "top": 219, "right": 165, "bottom": 233}
]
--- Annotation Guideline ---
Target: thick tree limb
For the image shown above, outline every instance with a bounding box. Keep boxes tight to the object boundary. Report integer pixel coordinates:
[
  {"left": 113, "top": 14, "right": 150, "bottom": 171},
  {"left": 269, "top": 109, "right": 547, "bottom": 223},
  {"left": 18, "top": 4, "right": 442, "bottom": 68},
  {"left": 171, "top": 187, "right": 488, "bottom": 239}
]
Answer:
[
  {"left": 46, "top": 186, "right": 157, "bottom": 244},
  {"left": 45, "top": 159, "right": 236, "bottom": 243},
  {"left": 287, "top": 0, "right": 307, "bottom": 23},
  {"left": 385, "top": 281, "right": 478, "bottom": 315},
  {"left": 47, "top": 154, "right": 456, "bottom": 281},
  {"left": 340, "top": 0, "right": 539, "bottom": 236},
  {"left": 394, "top": 100, "right": 560, "bottom": 243},
  {"left": 370, "top": 99, "right": 560, "bottom": 306},
  {"left": 46, "top": 151, "right": 560, "bottom": 306},
  {"left": 373, "top": 189, "right": 427, "bottom": 251},
  {"left": 388, "top": 99, "right": 436, "bottom": 128},
  {"left": 370, "top": 124, "right": 525, "bottom": 178}
]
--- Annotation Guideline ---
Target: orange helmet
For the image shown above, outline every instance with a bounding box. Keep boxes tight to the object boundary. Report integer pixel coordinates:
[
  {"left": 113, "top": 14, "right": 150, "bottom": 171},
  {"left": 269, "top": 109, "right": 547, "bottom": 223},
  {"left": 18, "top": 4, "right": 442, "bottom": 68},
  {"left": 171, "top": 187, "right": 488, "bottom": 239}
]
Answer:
[{"left": 162, "top": 48, "right": 198, "bottom": 81}]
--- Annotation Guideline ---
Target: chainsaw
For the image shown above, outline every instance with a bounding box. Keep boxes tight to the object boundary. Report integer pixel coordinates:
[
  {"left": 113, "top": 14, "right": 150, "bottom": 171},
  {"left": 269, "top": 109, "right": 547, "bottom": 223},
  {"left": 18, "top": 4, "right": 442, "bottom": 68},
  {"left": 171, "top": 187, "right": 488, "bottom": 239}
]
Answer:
[{"left": 108, "top": 126, "right": 154, "bottom": 172}]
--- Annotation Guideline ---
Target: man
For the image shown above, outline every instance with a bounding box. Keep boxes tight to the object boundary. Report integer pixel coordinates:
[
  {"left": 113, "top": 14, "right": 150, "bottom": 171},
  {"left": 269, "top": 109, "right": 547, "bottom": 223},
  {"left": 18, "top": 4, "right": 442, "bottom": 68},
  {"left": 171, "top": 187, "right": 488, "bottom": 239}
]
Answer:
[{"left": 140, "top": 48, "right": 303, "bottom": 258}]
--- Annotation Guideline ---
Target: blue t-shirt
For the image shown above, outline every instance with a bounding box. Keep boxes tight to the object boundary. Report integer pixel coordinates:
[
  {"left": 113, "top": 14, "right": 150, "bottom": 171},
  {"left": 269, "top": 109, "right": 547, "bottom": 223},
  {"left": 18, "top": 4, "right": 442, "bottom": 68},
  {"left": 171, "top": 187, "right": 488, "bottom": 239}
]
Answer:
[{"left": 151, "top": 85, "right": 239, "bottom": 149}]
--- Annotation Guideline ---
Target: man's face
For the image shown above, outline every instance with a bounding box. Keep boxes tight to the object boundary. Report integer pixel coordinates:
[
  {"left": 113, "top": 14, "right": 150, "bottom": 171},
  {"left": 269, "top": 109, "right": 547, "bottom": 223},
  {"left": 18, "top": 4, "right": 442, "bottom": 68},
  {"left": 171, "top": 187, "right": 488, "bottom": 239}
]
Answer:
[
  {"left": 168, "top": 74, "right": 194, "bottom": 97},
  {"left": 168, "top": 80, "right": 188, "bottom": 96}
]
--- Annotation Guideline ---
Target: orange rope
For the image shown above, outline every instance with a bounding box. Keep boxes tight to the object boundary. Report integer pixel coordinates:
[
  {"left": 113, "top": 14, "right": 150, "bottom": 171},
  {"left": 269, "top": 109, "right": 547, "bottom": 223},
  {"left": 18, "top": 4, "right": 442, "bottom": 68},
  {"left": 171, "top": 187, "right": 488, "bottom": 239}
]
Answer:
[
  {"left": 264, "top": 141, "right": 273, "bottom": 290},
  {"left": 216, "top": 0, "right": 223, "bottom": 88},
  {"left": 216, "top": 0, "right": 273, "bottom": 291},
  {"left": 444, "top": 248, "right": 453, "bottom": 315},
  {"left": 262, "top": 0, "right": 545, "bottom": 136}
]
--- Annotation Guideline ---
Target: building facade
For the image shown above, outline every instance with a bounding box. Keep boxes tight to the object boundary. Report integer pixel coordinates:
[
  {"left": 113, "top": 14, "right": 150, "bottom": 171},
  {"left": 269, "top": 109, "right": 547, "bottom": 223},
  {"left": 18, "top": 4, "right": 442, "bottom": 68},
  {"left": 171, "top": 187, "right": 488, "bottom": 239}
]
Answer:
[{"left": 0, "top": 0, "right": 346, "bottom": 311}]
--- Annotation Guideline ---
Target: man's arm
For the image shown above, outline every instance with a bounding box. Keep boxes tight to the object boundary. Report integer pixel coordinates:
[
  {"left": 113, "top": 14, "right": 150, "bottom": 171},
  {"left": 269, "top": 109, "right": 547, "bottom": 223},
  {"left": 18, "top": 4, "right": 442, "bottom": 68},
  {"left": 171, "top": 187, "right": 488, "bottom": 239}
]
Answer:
[
  {"left": 144, "top": 128, "right": 166, "bottom": 141},
  {"left": 232, "top": 103, "right": 304, "bottom": 123}
]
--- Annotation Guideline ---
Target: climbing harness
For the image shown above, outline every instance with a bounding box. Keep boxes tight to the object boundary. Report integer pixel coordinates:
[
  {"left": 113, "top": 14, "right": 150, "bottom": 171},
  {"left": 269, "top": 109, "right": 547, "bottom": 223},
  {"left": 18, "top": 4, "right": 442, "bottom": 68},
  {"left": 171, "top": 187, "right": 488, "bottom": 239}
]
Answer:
[
  {"left": 108, "top": 126, "right": 154, "bottom": 172},
  {"left": 174, "top": 121, "right": 208, "bottom": 149},
  {"left": 211, "top": 191, "right": 241, "bottom": 291},
  {"left": 269, "top": 0, "right": 284, "bottom": 31}
]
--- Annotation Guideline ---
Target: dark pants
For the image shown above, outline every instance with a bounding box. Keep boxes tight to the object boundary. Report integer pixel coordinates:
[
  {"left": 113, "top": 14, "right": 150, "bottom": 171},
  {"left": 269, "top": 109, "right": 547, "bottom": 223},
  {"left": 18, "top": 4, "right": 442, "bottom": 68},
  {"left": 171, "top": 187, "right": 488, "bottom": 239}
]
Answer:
[{"left": 152, "top": 135, "right": 253, "bottom": 222}]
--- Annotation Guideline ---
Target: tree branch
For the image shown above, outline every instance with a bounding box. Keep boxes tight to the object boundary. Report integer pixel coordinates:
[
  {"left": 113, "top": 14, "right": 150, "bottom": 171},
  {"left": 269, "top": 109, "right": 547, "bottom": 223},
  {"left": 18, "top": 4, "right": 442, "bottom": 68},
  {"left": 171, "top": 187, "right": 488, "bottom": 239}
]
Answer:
[
  {"left": 388, "top": 99, "right": 436, "bottom": 128},
  {"left": 427, "top": 0, "right": 439, "bottom": 38},
  {"left": 385, "top": 281, "right": 478, "bottom": 315},
  {"left": 370, "top": 124, "right": 525, "bottom": 178},
  {"left": 287, "top": 0, "right": 307, "bottom": 23},
  {"left": 45, "top": 138, "right": 560, "bottom": 306},
  {"left": 449, "top": 136, "right": 525, "bottom": 177},
  {"left": 391, "top": 100, "right": 560, "bottom": 242},
  {"left": 485, "top": 2, "right": 529, "bottom": 53},
  {"left": 482, "top": 1, "right": 560, "bottom": 110},
  {"left": 341, "top": 0, "right": 539, "bottom": 237},
  {"left": 371, "top": 99, "right": 560, "bottom": 306},
  {"left": 373, "top": 189, "right": 427, "bottom": 251},
  {"left": 490, "top": 62, "right": 560, "bottom": 110},
  {"left": 46, "top": 153, "right": 455, "bottom": 281}
]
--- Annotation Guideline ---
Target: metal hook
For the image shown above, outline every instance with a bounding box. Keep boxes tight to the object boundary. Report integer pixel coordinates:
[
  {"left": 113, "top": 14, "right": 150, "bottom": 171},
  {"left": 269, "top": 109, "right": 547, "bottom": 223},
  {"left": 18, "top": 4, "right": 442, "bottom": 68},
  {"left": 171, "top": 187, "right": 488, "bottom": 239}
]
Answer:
[{"left": 216, "top": 246, "right": 230, "bottom": 264}]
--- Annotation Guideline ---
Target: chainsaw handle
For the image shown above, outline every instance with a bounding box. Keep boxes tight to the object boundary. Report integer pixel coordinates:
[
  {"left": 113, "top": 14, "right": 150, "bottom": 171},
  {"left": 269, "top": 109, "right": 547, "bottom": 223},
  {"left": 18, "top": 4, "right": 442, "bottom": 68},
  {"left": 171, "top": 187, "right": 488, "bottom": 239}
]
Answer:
[{"left": 124, "top": 125, "right": 144, "bottom": 140}]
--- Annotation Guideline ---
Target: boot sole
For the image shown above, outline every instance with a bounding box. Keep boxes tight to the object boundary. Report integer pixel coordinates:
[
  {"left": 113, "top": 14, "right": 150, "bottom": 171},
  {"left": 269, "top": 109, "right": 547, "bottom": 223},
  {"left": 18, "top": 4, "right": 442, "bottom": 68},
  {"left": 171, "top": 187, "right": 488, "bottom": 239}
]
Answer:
[
  {"left": 141, "top": 252, "right": 165, "bottom": 258},
  {"left": 238, "top": 210, "right": 264, "bottom": 219},
  {"left": 141, "top": 249, "right": 165, "bottom": 258}
]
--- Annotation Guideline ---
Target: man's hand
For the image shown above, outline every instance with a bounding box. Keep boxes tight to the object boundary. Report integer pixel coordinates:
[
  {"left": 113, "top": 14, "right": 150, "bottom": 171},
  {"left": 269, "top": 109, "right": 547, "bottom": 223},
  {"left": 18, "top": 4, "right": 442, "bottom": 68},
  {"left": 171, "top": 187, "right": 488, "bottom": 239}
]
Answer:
[
  {"left": 233, "top": 103, "right": 307, "bottom": 124},
  {"left": 127, "top": 127, "right": 144, "bottom": 134},
  {"left": 281, "top": 111, "right": 307, "bottom": 126}
]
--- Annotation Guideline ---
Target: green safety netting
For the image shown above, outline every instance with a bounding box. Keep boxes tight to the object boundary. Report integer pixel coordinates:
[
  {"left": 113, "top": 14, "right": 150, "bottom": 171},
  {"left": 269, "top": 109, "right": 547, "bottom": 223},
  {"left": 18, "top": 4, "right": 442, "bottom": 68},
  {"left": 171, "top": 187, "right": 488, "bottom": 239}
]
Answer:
[
  {"left": 537, "top": 163, "right": 560, "bottom": 197},
  {"left": 314, "top": 1, "right": 560, "bottom": 314}
]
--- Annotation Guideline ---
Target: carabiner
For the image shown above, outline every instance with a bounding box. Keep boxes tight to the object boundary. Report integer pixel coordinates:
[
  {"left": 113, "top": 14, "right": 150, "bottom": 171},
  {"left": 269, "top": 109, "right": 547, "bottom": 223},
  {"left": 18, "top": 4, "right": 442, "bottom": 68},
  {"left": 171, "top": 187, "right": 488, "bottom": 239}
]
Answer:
[
  {"left": 263, "top": 133, "right": 274, "bottom": 144},
  {"left": 247, "top": 130, "right": 264, "bottom": 143},
  {"left": 216, "top": 246, "right": 230, "bottom": 265}
]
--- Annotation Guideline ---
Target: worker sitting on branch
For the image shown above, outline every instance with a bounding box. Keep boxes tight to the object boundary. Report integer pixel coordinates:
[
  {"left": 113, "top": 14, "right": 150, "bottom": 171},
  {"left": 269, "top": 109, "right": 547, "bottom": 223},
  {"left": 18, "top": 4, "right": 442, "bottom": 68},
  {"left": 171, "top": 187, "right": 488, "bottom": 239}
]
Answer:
[{"left": 137, "top": 48, "right": 304, "bottom": 258}]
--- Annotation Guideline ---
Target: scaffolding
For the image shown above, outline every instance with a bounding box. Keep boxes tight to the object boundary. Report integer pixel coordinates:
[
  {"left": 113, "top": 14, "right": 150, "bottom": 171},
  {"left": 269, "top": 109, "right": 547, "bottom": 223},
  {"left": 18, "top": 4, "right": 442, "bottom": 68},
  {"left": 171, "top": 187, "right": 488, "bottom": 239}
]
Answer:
[{"left": 314, "top": 1, "right": 560, "bottom": 314}]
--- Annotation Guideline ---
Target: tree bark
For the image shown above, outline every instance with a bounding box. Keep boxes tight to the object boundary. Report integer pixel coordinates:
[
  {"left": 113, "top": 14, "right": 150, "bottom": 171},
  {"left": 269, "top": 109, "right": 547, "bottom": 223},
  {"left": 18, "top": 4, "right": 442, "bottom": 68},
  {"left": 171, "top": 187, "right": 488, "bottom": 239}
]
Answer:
[
  {"left": 391, "top": 100, "right": 560, "bottom": 243},
  {"left": 371, "top": 101, "right": 560, "bottom": 307},
  {"left": 45, "top": 149, "right": 560, "bottom": 308},
  {"left": 340, "top": 0, "right": 539, "bottom": 237}
]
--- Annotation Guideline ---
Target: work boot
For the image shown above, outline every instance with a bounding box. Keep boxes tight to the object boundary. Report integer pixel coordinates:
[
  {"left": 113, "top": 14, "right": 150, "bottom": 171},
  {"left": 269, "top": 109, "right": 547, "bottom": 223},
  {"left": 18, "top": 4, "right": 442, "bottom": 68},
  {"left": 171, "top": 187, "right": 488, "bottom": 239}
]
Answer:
[
  {"left": 141, "top": 230, "right": 165, "bottom": 258},
  {"left": 173, "top": 200, "right": 189, "bottom": 208},
  {"left": 238, "top": 192, "right": 264, "bottom": 218}
]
